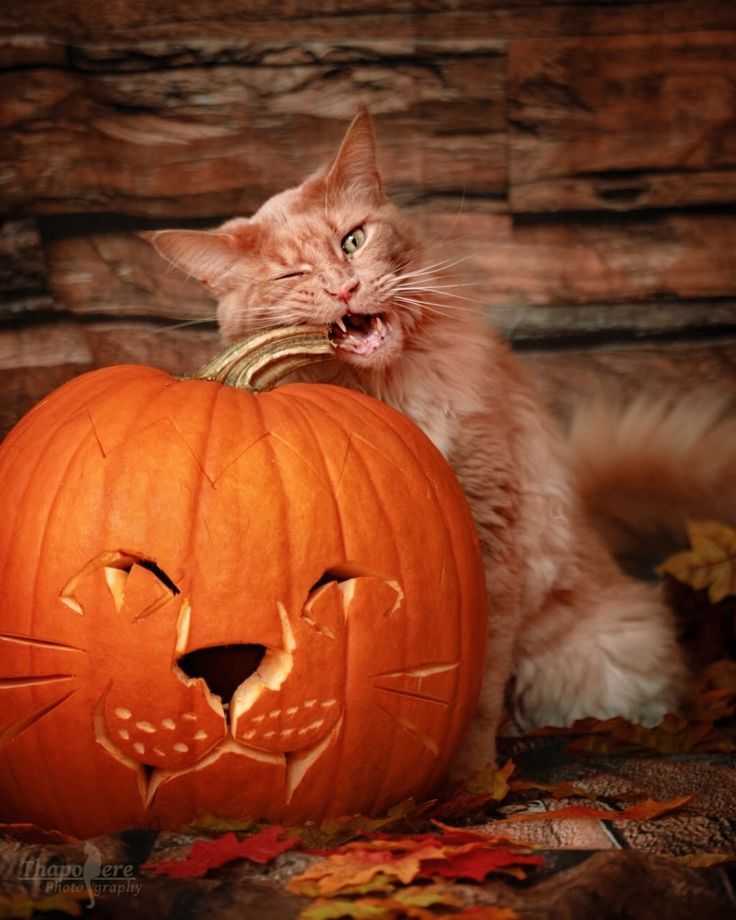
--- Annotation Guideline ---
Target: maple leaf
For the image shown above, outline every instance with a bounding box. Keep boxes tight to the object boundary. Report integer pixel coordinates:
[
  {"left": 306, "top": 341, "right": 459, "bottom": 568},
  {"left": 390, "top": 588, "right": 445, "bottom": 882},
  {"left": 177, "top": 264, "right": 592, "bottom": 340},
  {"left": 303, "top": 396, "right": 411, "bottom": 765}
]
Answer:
[
  {"left": 500, "top": 794, "right": 693, "bottom": 823},
  {"left": 0, "top": 892, "right": 84, "bottom": 919},
  {"left": 300, "top": 886, "right": 517, "bottom": 920},
  {"left": 418, "top": 847, "right": 544, "bottom": 882},
  {"left": 463, "top": 759, "right": 515, "bottom": 800},
  {"left": 290, "top": 827, "right": 543, "bottom": 897},
  {"left": 564, "top": 713, "right": 723, "bottom": 756},
  {"left": 288, "top": 844, "right": 446, "bottom": 897},
  {"left": 658, "top": 520, "right": 736, "bottom": 603},
  {"left": 425, "top": 760, "right": 515, "bottom": 823},
  {"left": 289, "top": 800, "right": 422, "bottom": 850},
  {"left": 179, "top": 814, "right": 259, "bottom": 835},
  {"left": 672, "top": 853, "right": 736, "bottom": 868},
  {"left": 509, "top": 778, "right": 592, "bottom": 799},
  {"left": 142, "top": 826, "right": 299, "bottom": 878},
  {"left": 0, "top": 822, "right": 78, "bottom": 845}
]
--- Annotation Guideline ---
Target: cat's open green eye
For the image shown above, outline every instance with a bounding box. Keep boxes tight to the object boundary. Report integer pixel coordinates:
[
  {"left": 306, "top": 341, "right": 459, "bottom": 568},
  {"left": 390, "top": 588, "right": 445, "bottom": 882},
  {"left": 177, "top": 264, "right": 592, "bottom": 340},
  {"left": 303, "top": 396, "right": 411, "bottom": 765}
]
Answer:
[{"left": 341, "top": 227, "right": 366, "bottom": 255}]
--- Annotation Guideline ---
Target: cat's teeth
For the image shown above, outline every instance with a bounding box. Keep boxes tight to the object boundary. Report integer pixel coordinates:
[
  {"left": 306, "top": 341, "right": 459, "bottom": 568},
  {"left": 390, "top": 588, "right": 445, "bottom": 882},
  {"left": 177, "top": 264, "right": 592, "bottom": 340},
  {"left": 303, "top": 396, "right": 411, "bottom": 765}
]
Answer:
[
  {"left": 375, "top": 315, "right": 384, "bottom": 334},
  {"left": 335, "top": 317, "right": 348, "bottom": 333}
]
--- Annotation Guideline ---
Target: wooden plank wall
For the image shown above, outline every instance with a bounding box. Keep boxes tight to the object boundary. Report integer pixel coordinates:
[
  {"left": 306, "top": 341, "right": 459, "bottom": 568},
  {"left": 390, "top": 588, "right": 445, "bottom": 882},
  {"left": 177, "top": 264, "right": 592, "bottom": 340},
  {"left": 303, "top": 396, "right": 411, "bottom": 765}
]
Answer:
[{"left": 1, "top": 1, "right": 736, "bottom": 436}]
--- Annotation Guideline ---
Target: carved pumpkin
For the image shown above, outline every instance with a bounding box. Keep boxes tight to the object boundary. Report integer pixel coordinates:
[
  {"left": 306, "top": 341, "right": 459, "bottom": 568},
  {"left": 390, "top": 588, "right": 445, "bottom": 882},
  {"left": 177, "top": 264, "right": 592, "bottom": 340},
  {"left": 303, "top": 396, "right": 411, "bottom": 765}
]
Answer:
[{"left": 0, "top": 327, "right": 486, "bottom": 837}]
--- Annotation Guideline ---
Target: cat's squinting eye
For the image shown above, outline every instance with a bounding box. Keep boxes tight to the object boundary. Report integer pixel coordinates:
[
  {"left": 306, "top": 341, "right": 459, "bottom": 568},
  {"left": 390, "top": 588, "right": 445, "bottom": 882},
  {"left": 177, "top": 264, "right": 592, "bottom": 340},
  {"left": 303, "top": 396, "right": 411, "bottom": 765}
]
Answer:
[{"left": 341, "top": 227, "right": 366, "bottom": 255}]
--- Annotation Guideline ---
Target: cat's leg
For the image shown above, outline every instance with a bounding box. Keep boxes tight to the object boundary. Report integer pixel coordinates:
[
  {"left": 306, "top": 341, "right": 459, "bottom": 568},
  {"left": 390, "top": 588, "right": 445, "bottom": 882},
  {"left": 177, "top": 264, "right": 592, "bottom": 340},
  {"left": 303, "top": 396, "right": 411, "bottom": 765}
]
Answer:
[
  {"left": 448, "top": 560, "right": 525, "bottom": 776},
  {"left": 512, "top": 572, "right": 686, "bottom": 732}
]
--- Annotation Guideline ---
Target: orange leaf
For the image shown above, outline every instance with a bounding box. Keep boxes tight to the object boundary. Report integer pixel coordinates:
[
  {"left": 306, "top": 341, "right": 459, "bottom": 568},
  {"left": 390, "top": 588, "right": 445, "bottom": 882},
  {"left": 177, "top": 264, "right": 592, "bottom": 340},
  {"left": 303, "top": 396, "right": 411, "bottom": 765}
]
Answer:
[
  {"left": 288, "top": 844, "right": 444, "bottom": 896},
  {"left": 290, "top": 827, "right": 543, "bottom": 896},
  {"left": 501, "top": 794, "right": 693, "bottom": 824}
]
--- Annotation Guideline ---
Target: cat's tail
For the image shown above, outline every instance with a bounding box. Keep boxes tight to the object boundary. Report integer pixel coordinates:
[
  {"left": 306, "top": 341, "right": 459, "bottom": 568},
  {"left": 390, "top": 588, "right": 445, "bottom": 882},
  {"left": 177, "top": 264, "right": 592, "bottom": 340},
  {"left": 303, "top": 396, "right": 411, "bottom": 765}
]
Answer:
[{"left": 566, "top": 389, "right": 736, "bottom": 566}]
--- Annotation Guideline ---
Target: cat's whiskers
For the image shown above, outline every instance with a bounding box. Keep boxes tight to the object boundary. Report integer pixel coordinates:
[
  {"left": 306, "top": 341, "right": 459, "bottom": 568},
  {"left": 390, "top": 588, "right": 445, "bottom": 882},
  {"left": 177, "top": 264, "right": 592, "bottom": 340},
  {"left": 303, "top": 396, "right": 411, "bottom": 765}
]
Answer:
[
  {"left": 392, "top": 256, "right": 469, "bottom": 282},
  {"left": 392, "top": 294, "right": 478, "bottom": 322},
  {"left": 395, "top": 285, "right": 483, "bottom": 307},
  {"left": 151, "top": 316, "right": 220, "bottom": 334}
]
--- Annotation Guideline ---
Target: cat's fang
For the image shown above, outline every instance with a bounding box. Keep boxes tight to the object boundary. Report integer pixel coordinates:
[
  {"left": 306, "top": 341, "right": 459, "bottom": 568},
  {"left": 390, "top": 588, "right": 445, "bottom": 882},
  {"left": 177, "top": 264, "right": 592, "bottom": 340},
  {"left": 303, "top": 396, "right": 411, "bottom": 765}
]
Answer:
[{"left": 329, "top": 313, "right": 389, "bottom": 357}]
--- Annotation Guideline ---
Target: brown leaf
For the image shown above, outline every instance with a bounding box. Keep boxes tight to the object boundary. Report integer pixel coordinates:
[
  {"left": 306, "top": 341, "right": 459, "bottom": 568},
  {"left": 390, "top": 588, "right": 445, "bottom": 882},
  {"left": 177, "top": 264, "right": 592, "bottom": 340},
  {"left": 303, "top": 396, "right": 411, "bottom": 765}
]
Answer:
[
  {"left": 671, "top": 853, "right": 736, "bottom": 868},
  {"left": 0, "top": 822, "right": 78, "bottom": 845}
]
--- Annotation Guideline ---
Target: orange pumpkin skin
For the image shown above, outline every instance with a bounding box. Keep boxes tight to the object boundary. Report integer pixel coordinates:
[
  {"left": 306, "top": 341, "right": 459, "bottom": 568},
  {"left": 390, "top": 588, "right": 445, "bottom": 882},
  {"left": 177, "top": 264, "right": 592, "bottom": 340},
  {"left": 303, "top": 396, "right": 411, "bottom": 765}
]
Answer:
[{"left": 0, "top": 361, "right": 486, "bottom": 837}]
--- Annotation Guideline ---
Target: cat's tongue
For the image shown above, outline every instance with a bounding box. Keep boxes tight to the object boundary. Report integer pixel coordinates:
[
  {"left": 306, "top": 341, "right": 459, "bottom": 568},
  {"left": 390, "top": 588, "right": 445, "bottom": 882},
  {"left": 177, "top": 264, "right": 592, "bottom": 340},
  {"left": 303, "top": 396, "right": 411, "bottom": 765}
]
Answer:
[{"left": 330, "top": 313, "right": 388, "bottom": 357}]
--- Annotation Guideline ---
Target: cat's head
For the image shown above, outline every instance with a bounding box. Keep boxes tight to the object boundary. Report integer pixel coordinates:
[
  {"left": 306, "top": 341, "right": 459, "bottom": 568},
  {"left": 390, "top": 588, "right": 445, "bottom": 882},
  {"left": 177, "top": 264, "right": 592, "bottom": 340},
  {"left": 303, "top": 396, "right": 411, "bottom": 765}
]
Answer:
[{"left": 145, "top": 111, "right": 448, "bottom": 371}]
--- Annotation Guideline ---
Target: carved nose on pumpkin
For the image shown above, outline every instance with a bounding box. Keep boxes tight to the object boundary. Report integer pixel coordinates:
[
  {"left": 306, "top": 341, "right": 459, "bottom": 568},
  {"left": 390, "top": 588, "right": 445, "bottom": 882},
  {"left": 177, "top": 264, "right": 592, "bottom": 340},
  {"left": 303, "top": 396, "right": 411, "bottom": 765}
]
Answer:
[{"left": 177, "top": 644, "right": 266, "bottom": 702}]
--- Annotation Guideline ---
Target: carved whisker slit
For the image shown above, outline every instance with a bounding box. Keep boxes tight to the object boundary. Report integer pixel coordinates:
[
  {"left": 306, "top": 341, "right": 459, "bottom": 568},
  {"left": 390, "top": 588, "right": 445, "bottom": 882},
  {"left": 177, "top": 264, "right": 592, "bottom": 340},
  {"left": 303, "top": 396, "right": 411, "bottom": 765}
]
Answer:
[
  {"left": 0, "top": 632, "right": 85, "bottom": 653},
  {"left": 0, "top": 674, "right": 76, "bottom": 689}
]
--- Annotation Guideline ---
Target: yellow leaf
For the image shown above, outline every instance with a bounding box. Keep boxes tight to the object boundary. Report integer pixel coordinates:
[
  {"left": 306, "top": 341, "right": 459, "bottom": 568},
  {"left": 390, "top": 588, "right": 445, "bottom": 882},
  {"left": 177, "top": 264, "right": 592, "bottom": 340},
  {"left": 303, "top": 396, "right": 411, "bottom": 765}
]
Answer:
[
  {"left": 671, "top": 853, "right": 735, "bottom": 868},
  {"left": 0, "top": 893, "right": 83, "bottom": 919},
  {"left": 657, "top": 520, "right": 736, "bottom": 603},
  {"left": 464, "top": 759, "right": 515, "bottom": 799}
]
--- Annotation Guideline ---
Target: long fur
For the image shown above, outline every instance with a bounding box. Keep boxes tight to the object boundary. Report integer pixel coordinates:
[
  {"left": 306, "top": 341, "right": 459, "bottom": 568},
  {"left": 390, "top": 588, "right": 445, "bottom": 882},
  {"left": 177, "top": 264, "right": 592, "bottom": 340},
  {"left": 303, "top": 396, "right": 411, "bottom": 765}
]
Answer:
[
  {"left": 568, "top": 391, "right": 736, "bottom": 565},
  {"left": 146, "top": 112, "right": 735, "bottom": 774}
]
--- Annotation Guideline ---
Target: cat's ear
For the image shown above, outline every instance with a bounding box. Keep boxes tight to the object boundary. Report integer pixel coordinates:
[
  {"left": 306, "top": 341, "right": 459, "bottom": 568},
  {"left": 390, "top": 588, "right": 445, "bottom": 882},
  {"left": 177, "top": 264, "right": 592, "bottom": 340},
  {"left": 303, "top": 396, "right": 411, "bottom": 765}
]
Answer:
[
  {"left": 142, "top": 228, "right": 248, "bottom": 293},
  {"left": 325, "top": 109, "right": 383, "bottom": 205}
]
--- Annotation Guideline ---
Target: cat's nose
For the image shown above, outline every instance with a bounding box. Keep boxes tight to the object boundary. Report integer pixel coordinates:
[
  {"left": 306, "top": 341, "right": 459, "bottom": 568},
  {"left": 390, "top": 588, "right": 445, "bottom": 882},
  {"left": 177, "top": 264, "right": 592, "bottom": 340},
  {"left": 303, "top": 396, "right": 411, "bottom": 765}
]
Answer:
[
  {"left": 176, "top": 644, "right": 266, "bottom": 702},
  {"left": 326, "top": 278, "right": 359, "bottom": 304}
]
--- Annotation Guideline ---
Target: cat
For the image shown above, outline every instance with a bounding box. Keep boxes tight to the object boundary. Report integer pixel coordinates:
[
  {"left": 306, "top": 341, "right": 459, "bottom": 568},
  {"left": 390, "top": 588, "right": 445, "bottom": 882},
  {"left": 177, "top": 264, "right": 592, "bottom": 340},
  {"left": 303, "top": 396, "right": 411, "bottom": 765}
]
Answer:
[{"left": 145, "top": 111, "right": 736, "bottom": 773}]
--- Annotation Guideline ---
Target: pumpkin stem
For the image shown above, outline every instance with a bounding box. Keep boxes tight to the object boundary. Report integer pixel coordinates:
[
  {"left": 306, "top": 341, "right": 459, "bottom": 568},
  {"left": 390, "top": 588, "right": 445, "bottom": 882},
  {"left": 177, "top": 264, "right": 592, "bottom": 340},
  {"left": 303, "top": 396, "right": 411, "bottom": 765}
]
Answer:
[{"left": 187, "top": 325, "right": 335, "bottom": 391}]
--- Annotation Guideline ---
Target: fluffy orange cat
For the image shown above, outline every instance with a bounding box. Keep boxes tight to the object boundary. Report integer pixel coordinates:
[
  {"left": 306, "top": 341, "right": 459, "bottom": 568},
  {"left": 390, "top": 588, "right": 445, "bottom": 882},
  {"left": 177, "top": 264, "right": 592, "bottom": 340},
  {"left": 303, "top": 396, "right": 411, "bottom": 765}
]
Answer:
[{"left": 147, "top": 112, "right": 735, "bottom": 773}]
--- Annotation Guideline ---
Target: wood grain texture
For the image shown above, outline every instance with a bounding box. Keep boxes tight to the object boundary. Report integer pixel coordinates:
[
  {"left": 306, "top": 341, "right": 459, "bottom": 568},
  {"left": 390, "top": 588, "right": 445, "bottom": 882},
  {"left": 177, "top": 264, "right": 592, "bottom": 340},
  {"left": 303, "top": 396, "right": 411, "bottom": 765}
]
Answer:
[
  {"left": 1, "top": 2, "right": 735, "bottom": 56},
  {"left": 0, "top": 219, "right": 53, "bottom": 319},
  {"left": 35, "top": 212, "right": 736, "bottom": 324},
  {"left": 0, "top": 43, "right": 504, "bottom": 217},
  {"left": 0, "top": 320, "right": 219, "bottom": 439},
  {"left": 509, "top": 30, "right": 736, "bottom": 212}
]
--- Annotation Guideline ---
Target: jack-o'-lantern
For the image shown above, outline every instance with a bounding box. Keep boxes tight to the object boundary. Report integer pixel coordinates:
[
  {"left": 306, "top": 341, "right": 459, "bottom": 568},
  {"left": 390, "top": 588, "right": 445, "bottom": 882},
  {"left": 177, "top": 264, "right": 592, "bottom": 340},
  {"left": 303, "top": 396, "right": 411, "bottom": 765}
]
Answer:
[{"left": 0, "top": 327, "right": 486, "bottom": 837}]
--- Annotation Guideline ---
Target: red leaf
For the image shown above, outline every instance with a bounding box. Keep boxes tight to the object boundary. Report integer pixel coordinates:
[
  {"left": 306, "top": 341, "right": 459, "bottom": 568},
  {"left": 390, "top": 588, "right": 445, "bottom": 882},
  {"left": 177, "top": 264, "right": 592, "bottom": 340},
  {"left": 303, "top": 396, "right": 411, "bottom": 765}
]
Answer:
[
  {"left": 142, "top": 826, "right": 300, "bottom": 878},
  {"left": 419, "top": 847, "right": 545, "bottom": 882}
]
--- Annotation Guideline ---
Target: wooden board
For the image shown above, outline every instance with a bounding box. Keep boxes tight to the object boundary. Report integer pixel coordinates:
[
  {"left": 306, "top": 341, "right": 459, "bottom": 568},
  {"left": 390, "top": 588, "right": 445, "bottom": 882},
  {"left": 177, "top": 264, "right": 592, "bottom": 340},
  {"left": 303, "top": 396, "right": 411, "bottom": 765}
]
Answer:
[
  {"left": 3, "top": 317, "right": 735, "bottom": 441},
  {"left": 28, "top": 212, "right": 736, "bottom": 326},
  {"left": 0, "top": 44, "right": 505, "bottom": 218},
  {"left": 1, "top": 2, "right": 735, "bottom": 55},
  {"left": 509, "top": 31, "right": 736, "bottom": 212}
]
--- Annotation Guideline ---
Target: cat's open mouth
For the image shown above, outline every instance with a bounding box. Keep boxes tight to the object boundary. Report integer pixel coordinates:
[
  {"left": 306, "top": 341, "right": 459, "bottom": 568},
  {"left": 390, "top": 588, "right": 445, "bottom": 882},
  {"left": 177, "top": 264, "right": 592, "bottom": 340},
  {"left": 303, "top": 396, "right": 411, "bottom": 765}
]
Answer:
[{"left": 329, "top": 312, "right": 389, "bottom": 357}]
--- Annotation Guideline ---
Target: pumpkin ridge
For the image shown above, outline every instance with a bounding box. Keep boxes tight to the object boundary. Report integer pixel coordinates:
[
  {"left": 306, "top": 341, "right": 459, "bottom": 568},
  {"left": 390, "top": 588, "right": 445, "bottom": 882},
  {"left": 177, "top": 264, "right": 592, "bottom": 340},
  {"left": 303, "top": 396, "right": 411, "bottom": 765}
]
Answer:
[
  {"left": 301, "top": 384, "right": 481, "bottom": 773},
  {"left": 263, "top": 387, "right": 351, "bottom": 571}
]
